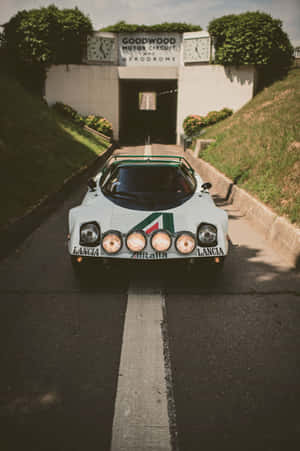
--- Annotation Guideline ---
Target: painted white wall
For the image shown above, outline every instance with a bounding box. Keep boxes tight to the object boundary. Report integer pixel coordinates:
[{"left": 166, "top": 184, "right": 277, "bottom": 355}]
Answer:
[
  {"left": 45, "top": 65, "right": 119, "bottom": 139},
  {"left": 45, "top": 63, "right": 255, "bottom": 144},
  {"left": 177, "top": 64, "right": 256, "bottom": 143}
]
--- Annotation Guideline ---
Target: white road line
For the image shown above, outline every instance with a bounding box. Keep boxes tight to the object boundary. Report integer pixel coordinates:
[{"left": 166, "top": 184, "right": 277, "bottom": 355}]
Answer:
[
  {"left": 110, "top": 285, "right": 172, "bottom": 451},
  {"left": 144, "top": 144, "right": 152, "bottom": 155}
]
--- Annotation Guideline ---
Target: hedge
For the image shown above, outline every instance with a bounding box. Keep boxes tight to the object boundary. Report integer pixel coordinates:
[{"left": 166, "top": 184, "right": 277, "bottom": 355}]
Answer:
[
  {"left": 208, "top": 12, "right": 293, "bottom": 74},
  {"left": 183, "top": 108, "right": 233, "bottom": 137},
  {"left": 53, "top": 102, "right": 113, "bottom": 138},
  {"left": 100, "top": 21, "right": 202, "bottom": 33}
]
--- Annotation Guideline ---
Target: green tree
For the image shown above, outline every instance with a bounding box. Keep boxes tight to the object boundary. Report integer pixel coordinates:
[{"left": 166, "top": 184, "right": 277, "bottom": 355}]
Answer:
[
  {"left": 2, "top": 5, "right": 92, "bottom": 94},
  {"left": 3, "top": 5, "right": 92, "bottom": 65},
  {"left": 208, "top": 12, "right": 294, "bottom": 85}
]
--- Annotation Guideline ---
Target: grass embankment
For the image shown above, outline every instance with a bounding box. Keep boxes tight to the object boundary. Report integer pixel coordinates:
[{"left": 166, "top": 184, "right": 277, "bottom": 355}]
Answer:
[
  {"left": 198, "top": 68, "right": 300, "bottom": 226},
  {"left": 0, "top": 73, "right": 110, "bottom": 228}
]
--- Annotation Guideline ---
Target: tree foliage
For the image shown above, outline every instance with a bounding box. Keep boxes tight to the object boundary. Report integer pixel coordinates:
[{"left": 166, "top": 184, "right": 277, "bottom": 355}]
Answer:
[
  {"left": 100, "top": 21, "right": 202, "bottom": 33},
  {"left": 208, "top": 11, "right": 294, "bottom": 69},
  {"left": 1, "top": 5, "right": 92, "bottom": 95},
  {"left": 3, "top": 5, "right": 93, "bottom": 66}
]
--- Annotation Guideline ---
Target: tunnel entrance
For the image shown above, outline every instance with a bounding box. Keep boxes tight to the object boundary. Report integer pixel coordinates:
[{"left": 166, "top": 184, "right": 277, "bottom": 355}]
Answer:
[{"left": 119, "top": 79, "right": 177, "bottom": 146}]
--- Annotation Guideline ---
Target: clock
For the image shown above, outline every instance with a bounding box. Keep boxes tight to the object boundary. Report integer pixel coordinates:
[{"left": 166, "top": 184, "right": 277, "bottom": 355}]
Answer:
[
  {"left": 87, "top": 36, "right": 116, "bottom": 63},
  {"left": 183, "top": 37, "right": 211, "bottom": 63}
]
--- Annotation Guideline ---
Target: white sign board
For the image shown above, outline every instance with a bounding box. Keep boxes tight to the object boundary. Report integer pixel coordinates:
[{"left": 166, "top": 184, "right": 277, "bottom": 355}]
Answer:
[{"left": 119, "top": 33, "right": 181, "bottom": 66}]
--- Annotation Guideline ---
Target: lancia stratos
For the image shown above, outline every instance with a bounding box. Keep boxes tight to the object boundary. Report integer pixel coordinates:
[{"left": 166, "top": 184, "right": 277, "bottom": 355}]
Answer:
[{"left": 67, "top": 154, "right": 229, "bottom": 275}]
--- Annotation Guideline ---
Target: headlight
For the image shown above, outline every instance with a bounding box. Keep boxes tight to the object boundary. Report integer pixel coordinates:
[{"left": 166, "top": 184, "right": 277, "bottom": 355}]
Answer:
[
  {"left": 151, "top": 230, "right": 172, "bottom": 252},
  {"left": 175, "top": 232, "right": 196, "bottom": 254},
  {"left": 126, "top": 231, "right": 147, "bottom": 252},
  {"left": 102, "top": 231, "right": 122, "bottom": 254},
  {"left": 80, "top": 222, "right": 100, "bottom": 246},
  {"left": 198, "top": 223, "right": 217, "bottom": 247}
]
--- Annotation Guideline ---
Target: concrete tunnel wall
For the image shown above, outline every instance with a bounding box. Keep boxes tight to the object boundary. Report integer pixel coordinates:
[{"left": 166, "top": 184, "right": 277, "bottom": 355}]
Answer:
[{"left": 45, "top": 63, "right": 256, "bottom": 143}]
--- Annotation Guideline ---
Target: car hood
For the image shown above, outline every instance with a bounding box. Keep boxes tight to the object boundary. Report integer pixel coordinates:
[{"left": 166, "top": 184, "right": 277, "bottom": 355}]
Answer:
[{"left": 69, "top": 191, "right": 228, "bottom": 236}]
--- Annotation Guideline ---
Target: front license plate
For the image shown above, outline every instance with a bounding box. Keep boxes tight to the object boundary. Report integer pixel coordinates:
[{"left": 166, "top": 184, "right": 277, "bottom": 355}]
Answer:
[
  {"left": 72, "top": 246, "right": 100, "bottom": 257},
  {"left": 131, "top": 251, "right": 168, "bottom": 260}
]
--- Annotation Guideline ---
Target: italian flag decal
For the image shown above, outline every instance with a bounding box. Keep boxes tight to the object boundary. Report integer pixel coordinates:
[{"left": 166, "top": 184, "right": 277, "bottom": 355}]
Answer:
[{"left": 130, "top": 213, "right": 175, "bottom": 235}]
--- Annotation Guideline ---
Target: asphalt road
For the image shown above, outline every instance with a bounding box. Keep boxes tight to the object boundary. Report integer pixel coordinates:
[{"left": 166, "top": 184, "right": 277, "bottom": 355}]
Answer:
[{"left": 0, "top": 144, "right": 299, "bottom": 451}]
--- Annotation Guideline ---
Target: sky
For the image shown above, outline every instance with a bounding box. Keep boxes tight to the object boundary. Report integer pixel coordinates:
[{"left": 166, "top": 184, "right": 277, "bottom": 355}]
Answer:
[{"left": 1, "top": 0, "right": 299, "bottom": 46}]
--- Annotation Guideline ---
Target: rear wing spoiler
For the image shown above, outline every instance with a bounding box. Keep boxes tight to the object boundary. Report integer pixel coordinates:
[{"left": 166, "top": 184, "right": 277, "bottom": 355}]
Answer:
[{"left": 103, "top": 154, "right": 195, "bottom": 174}]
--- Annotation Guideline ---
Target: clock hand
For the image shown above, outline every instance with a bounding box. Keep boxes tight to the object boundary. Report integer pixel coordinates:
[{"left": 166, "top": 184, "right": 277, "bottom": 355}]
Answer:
[{"left": 99, "top": 41, "right": 106, "bottom": 58}]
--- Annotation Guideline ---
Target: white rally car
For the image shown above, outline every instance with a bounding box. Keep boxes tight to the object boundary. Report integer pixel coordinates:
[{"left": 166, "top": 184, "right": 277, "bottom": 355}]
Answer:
[{"left": 67, "top": 154, "right": 228, "bottom": 274}]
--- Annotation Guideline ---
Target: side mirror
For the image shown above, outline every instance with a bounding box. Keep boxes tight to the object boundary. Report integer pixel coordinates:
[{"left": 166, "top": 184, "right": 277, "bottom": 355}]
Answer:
[
  {"left": 88, "top": 178, "right": 97, "bottom": 191},
  {"left": 201, "top": 182, "right": 212, "bottom": 191}
]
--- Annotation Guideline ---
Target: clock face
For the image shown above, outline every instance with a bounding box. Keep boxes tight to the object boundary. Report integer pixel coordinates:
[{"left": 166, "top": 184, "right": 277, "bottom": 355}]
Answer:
[
  {"left": 183, "top": 37, "right": 210, "bottom": 63},
  {"left": 87, "top": 36, "right": 116, "bottom": 62}
]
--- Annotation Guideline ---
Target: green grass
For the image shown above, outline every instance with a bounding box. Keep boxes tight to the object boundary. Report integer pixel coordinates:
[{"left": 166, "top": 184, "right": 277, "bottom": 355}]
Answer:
[
  {"left": 195, "top": 68, "right": 300, "bottom": 226},
  {"left": 0, "top": 72, "right": 110, "bottom": 228}
]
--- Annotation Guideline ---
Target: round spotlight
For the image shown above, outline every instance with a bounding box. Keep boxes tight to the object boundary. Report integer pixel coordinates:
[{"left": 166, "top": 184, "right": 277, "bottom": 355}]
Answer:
[
  {"left": 102, "top": 231, "right": 122, "bottom": 254},
  {"left": 126, "top": 231, "right": 147, "bottom": 253},
  {"left": 80, "top": 222, "right": 100, "bottom": 245},
  {"left": 151, "top": 230, "right": 172, "bottom": 252},
  {"left": 175, "top": 232, "right": 196, "bottom": 254},
  {"left": 198, "top": 223, "right": 217, "bottom": 246}
]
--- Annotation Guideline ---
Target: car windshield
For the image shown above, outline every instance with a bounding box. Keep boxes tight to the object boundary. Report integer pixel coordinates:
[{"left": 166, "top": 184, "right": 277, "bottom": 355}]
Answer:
[
  {"left": 103, "top": 165, "right": 195, "bottom": 195},
  {"left": 101, "top": 164, "right": 196, "bottom": 211}
]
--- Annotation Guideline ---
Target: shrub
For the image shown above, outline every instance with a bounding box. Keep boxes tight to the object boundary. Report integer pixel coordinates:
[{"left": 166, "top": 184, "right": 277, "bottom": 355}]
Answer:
[
  {"left": 220, "top": 107, "right": 233, "bottom": 116},
  {"left": 208, "top": 12, "right": 294, "bottom": 84},
  {"left": 53, "top": 103, "right": 113, "bottom": 138},
  {"left": 93, "top": 117, "right": 113, "bottom": 137},
  {"left": 85, "top": 115, "right": 113, "bottom": 137},
  {"left": 85, "top": 114, "right": 98, "bottom": 128},
  {"left": 3, "top": 6, "right": 92, "bottom": 66},
  {"left": 2, "top": 6, "right": 92, "bottom": 95},
  {"left": 100, "top": 21, "right": 202, "bottom": 33},
  {"left": 183, "top": 108, "right": 233, "bottom": 136},
  {"left": 53, "top": 102, "right": 85, "bottom": 126},
  {"left": 183, "top": 115, "right": 204, "bottom": 137},
  {"left": 205, "top": 111, "right": 219, "bottom": 125}
]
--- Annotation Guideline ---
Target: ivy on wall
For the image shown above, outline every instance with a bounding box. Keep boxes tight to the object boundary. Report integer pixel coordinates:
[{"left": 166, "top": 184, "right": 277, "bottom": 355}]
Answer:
[
  {"left": 100, "top": 21, "right": 202, "bottom": 33},
  {"left": 208, "top": 11, "right": 294, "bottom": 86}
]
